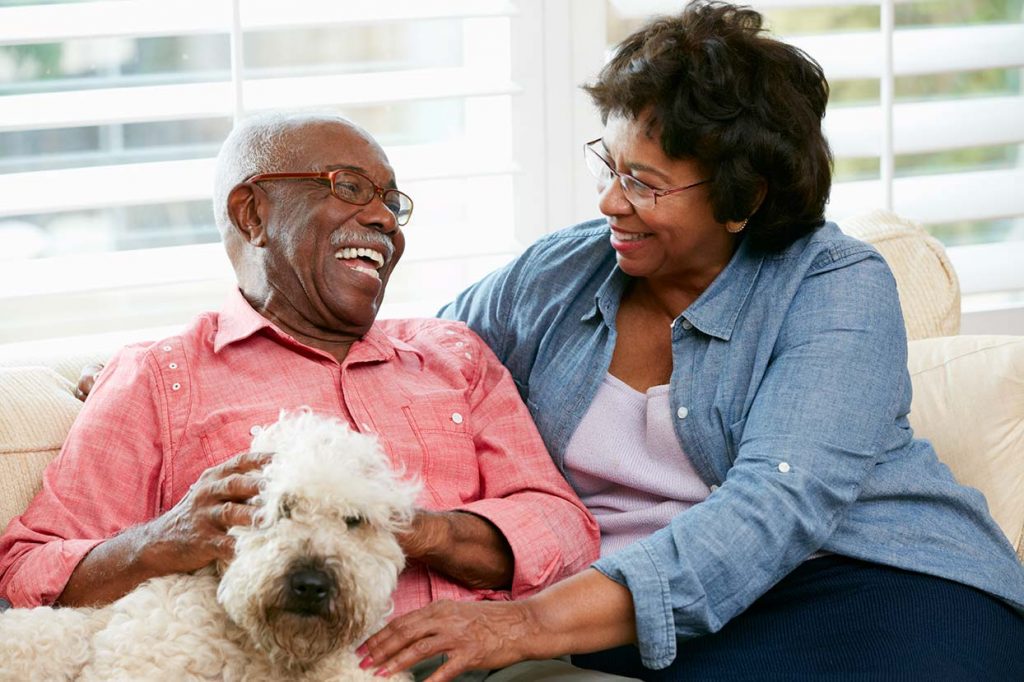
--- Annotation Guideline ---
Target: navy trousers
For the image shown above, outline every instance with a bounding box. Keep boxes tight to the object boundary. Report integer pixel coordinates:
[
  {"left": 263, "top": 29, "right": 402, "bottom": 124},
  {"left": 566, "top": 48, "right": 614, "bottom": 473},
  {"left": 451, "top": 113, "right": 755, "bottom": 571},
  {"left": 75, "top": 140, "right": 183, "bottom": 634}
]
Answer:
[{"left": 573, "top": 555, "right": 1024, "bottom": 681}]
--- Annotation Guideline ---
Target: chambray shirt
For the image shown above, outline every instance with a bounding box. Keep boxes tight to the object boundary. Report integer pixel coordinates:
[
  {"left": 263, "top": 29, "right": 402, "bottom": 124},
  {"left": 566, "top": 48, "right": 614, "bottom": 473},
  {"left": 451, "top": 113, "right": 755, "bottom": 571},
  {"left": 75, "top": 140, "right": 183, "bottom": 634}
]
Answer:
[{"left": 441, "top": 219, "right": 1024, "bottom": 669}]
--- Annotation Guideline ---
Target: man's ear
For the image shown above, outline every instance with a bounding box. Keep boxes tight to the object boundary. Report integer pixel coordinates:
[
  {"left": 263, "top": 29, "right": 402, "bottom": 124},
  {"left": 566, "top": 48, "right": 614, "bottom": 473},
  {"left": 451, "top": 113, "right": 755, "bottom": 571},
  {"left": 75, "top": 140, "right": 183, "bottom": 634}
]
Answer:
[{"left": 227, "top": 182, "right": 268, "bottom": 247}]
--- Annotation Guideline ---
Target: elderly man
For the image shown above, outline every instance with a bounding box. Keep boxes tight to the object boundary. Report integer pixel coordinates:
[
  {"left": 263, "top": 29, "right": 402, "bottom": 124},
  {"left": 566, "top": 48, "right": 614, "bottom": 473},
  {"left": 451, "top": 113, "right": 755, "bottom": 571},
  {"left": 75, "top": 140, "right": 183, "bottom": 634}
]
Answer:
[{"left": 0, "top": 113, "right": 600, "bottom": 644}]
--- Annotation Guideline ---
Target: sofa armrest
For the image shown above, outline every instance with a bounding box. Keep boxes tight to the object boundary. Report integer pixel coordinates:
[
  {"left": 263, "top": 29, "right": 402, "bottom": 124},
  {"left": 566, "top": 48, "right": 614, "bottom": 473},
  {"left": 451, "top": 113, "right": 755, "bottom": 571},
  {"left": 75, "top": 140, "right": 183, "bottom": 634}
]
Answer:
[{"left": 907, "top": 335, "right": 1024, "bottom": 561}]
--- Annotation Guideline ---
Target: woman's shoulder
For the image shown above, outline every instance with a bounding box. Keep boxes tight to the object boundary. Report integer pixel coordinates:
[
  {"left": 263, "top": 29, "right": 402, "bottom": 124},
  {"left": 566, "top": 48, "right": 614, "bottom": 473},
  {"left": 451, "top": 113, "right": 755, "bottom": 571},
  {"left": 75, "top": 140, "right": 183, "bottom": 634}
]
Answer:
[{"left": 771, "top": 221, "right": 885, "bottom": 274}]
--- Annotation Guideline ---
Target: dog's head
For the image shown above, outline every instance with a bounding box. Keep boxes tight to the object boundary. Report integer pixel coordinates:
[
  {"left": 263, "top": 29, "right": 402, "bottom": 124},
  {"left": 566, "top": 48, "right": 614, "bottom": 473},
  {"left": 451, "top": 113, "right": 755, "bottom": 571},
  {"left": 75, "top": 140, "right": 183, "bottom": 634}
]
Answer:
[{"left": 217, "top": 410, "right": 420, "bottom": 670}]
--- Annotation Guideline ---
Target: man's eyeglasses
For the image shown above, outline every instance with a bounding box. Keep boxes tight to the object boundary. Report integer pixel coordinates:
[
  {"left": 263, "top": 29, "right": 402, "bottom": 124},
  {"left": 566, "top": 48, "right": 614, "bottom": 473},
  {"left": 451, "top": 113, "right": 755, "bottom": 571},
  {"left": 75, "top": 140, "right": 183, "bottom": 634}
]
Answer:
[
  {"left": 584, "top": 138, "right": 709, "bottom": 209},
  {"left": 245, "top": 169, "right": 414, "bottom": 226}
]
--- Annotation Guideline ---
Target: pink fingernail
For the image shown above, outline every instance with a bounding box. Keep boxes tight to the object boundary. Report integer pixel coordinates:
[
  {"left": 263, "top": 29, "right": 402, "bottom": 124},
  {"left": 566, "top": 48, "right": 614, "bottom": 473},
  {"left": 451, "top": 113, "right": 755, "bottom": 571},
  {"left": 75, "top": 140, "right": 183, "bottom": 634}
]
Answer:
[
  {"left": 375, "top": 667, "right": 390, "bottom": 678},
  {"left": 359, "top": 656, "right": 373, "bottom": 670},
  {"left": 356, "top": 644, "right": 368, "bottom": 656}
]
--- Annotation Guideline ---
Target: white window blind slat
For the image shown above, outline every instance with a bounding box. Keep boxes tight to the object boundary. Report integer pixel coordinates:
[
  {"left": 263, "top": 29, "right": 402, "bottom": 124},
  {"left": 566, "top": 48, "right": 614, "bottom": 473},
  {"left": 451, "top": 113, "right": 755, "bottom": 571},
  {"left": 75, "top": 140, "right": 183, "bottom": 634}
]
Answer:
[
  {"left": 0, "top": 142, "right": 518, "bottom": 219},
  {"left": 789, "top": 24, "right": 1024, "bottom": 80},
  {"left": 829, "top": 168, "right": 1024, "bottom": 226},
  {"left": 0, "top": 69, "right": 519, "bottom": 134},
  {"left": 0, "top": 0, "right": 518, "bottom": 45},
  {"left": 825, "top": 96, "right": 1024, "bottom": 157}
]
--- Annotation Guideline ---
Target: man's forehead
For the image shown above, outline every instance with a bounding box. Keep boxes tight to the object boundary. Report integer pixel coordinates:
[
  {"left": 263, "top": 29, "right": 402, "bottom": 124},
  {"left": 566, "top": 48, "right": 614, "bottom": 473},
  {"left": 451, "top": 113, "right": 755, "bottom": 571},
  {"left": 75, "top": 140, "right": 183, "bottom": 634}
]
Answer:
[{"left": 288, "top": 122, "right": 395, "bottom": 182}]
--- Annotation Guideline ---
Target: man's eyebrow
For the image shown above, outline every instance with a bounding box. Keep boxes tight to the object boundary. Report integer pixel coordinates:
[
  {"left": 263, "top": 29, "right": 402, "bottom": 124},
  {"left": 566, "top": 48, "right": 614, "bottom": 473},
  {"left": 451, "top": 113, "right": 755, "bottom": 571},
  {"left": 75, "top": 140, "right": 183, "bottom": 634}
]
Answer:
[{"left": 324, "top": 163, "right": 397, "bottom": 189}]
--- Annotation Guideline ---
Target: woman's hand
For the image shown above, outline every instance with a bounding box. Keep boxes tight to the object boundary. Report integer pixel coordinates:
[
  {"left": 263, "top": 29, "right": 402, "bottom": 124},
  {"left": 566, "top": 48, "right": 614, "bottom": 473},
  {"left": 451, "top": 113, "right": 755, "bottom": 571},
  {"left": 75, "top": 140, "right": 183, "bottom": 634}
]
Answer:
[
  {"left": 75, "top": 362, "right": 105, "bottom": 401},
  {"left": 357, "top": 599, "right": 551, "bottom": 682}
]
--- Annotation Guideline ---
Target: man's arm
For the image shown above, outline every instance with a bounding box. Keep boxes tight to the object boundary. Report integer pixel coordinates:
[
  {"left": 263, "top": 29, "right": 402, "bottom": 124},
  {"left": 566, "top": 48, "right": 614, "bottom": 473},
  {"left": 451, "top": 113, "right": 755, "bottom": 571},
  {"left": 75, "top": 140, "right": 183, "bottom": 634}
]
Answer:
[
  {"left": 429, "top": 328, "right": 599, "bottom": 597},
  {"left": 0, "top": 347, "right": 264, "bottom": 608},
  {"left": 398, "top": 510, "right": 513, "bottom": 591},
  {"left": 58, "top": 451, "right": 268, "bottom": 606}
]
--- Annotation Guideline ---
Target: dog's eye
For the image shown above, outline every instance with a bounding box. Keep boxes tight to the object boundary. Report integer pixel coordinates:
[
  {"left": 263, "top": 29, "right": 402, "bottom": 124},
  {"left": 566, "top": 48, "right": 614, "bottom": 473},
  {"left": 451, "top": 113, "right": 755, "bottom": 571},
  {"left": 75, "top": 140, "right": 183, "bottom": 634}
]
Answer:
[{"left": 344, "top": 515, "right": 363, "bottom": 529}]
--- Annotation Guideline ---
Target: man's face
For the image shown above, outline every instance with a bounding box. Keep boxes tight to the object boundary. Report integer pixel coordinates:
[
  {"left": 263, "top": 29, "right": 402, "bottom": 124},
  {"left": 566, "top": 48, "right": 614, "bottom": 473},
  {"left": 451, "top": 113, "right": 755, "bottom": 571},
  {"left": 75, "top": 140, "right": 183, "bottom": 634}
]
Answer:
[{"left": 258, "top": 122, "right": 406, "bottom": 336}]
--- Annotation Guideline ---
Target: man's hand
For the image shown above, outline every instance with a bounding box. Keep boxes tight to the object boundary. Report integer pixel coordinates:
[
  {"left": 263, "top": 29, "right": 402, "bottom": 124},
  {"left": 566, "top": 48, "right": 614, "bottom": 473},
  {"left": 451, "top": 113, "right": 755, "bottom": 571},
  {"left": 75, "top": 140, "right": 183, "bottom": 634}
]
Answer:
[
  {"left": 75, "top": 362, "right": 104, "bottom": 401},
  {"left": 398, "top": 510, "right": 514, "bottom": 591},
  {"left": 357, "top": 599, "right": 546, "bottom": 682},
  {"left": 144, "top": 450, "right": 272, "bottom": 574},
  {"left": 58, "top": 450, "right": 271, "bottom": 606}
]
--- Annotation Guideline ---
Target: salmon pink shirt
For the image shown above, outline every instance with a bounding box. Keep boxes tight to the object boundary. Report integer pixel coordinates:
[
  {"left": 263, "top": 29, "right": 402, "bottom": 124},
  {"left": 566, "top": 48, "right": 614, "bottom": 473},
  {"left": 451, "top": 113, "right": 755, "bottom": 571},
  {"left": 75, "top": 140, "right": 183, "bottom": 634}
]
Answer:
[{"left": 0, "top": 289, "right": 599, "bottom": 609}]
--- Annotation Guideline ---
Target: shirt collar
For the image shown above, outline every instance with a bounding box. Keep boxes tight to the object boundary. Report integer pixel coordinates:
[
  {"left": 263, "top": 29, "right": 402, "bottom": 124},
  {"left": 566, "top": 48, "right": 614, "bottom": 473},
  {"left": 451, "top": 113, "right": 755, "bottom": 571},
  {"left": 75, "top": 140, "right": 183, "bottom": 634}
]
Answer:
[
  {"left": 683, "top": 237, "right": 765, "bottom": 341},
  {"left": 213, "top": 288, "right": 423, "bottom": 364},
  {"left": 579, "top": 237, "right": 765, "bottom": 342}
]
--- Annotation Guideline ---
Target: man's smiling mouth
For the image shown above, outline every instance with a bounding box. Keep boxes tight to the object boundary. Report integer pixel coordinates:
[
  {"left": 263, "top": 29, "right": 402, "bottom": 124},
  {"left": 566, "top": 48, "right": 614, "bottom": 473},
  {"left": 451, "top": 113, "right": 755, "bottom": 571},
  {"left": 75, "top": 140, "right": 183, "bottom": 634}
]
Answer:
[{"left": 335, "top": 247, "right": 385, "bottom": 280}]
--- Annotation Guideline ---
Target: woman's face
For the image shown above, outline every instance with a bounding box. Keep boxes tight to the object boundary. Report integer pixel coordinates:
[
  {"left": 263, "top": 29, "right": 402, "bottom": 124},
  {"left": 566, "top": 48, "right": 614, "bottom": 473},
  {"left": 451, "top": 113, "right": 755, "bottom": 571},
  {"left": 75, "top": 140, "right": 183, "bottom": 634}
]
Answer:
[{"left": 596, "top": 112, "right": 738, "bottom": 284}]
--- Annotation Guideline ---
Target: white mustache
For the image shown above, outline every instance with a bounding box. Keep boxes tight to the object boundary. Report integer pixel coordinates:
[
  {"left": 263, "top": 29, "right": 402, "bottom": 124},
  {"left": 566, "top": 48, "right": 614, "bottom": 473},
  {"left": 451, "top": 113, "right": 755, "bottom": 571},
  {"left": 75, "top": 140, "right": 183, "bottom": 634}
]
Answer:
[{"left": 328, "top": 230, "right": 394, "bottom": 262}]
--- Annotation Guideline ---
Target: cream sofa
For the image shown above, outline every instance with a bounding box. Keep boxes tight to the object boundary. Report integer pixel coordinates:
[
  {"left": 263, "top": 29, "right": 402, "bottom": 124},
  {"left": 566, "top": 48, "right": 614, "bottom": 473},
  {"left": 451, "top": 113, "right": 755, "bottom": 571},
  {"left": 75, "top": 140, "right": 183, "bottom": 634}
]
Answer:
[{"left": 1, "top": 210, "right": 1022, "bottom": 586}]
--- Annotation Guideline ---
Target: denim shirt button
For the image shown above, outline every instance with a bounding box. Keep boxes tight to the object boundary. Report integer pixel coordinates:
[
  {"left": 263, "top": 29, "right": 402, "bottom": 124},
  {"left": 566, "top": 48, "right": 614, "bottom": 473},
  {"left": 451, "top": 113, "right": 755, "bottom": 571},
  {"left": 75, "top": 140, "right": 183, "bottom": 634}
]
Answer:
[
  {"left": 681, "top": 320, "right": 693, "bottom": 330},
  {"left": 676, "top": 406, "right": 689, "bottom": 419},
  {"left": 709, "top": 484, "right": 719, "bottom": 492},
  {"left": 778, "top": 462, "right": 791, "bottom": 473}
]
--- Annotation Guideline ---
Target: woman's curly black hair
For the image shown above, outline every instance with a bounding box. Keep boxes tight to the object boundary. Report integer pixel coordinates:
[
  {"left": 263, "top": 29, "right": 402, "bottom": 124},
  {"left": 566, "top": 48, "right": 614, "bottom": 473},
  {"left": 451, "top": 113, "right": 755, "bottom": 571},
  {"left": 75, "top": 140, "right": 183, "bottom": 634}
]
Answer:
[{"left": 584, "top": 1, "right": 832, "bottom": 250}]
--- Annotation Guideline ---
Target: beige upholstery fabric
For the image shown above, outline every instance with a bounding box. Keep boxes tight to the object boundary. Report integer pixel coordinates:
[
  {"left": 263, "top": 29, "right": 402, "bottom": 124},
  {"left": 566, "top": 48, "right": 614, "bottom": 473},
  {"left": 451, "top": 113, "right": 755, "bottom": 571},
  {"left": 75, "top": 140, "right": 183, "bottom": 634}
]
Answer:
[
  {"left": 840, "top": 210, "right": 961, "bottom": 340},
  {"left": 907, "top": 335, "right": 1024, "bottom": 561},
  {"left": 0, "top": 367, "right": 85, "bottom": 534}
]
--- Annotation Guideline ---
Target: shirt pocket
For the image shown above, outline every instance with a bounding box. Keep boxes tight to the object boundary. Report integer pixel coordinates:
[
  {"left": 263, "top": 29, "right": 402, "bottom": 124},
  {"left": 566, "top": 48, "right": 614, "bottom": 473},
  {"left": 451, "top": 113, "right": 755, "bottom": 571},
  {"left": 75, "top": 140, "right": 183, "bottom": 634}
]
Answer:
[
  {"left": 198, "top": 412, "right": 281, "bottom": 469},
  {"left": 400, "top": 391, "right": 478, "bottom": 506}
]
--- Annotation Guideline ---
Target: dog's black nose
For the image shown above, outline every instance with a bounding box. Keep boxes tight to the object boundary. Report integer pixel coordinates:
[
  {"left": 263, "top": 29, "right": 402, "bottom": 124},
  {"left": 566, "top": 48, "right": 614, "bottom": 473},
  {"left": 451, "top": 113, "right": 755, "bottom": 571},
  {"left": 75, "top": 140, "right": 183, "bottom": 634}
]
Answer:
[{"left": 285, "top": 568, "right": 332, "bottom": 614}]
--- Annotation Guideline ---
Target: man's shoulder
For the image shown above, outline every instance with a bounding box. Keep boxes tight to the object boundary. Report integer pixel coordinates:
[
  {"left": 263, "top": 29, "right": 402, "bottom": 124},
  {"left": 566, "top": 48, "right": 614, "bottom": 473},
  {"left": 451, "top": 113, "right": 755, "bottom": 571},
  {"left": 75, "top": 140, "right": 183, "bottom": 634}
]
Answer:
[
  {"left": 108, "top": 312, "right": 220, "bottom": 369},
  {"left": 376, "top": 317, "right": 477, "bottom": 349}
]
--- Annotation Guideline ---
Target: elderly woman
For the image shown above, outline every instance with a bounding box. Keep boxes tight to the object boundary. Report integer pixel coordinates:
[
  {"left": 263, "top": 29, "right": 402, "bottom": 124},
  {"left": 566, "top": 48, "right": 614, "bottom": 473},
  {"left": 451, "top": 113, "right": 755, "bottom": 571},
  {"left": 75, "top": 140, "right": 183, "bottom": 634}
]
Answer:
[{"left": 361, "top": 2, "right": 1024, "bottom": 680}]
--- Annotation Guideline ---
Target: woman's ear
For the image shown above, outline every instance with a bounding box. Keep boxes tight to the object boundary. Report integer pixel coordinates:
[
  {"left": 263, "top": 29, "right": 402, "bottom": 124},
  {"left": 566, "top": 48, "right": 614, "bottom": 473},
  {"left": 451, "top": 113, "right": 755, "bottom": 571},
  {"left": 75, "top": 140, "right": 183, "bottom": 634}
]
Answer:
[{"left": 227, "top": 182, "right": 268, "bottom": 247}]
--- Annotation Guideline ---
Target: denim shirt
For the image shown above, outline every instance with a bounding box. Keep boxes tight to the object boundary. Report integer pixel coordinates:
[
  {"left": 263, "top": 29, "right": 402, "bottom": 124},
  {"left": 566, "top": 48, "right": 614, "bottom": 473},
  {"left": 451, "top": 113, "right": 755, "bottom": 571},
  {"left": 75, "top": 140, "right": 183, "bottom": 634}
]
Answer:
[{"left": 440, "top": 219, "right": 1024, "bottom": 669}]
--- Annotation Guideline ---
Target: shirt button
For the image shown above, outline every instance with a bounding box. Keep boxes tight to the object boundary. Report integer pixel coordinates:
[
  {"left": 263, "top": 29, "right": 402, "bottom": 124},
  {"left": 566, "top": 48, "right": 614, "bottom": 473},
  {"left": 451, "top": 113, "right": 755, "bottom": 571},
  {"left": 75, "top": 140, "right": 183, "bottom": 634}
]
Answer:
[
  {"left": 681, "top": 320, "right": 693, "bottom": 330},
  {"left": 249, "top": 425, "right": 262, "bottom": 436},
  {"left": 445, "top": 330, "right": 456, "bottom": 335},
  {"left": 162, "top": 345, "right": 172, "bottom": 352},
  {"left": 676, "top": 406, "right": 689, "bottom": 419},
  {"left": 709, "top": 484, "right": 719, "bottom": 492},
  {"left": 464, "top": 352, "right": 472, "bottom": 360},
  {"left": 171, "top": 382, "right": 181, "bottom": 391},
  {"left": 451, "top": 412, "right": 464, "bottom": 425},
  {"left": 168, "top": 362, "right": 177, "bottom": 369},
  {"left": 455, "top": 341, "right": 465, "bottom": 348},
  {"left": 778, "top": 462, "right": 791, "bottom": 473}
]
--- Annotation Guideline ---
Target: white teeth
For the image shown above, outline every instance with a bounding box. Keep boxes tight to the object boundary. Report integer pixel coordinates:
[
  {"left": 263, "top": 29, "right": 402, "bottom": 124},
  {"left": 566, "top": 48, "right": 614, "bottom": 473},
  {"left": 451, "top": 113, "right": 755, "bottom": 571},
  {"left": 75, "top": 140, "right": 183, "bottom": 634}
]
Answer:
[
  {"left": 613, "top": 230, "right": 651, "bottom": 242},
  {"left": 334, "top": 247, "right": 385, "bottom": 268},
  {"left": 352, "top": 265, "right": 380, "bottom": 280}
]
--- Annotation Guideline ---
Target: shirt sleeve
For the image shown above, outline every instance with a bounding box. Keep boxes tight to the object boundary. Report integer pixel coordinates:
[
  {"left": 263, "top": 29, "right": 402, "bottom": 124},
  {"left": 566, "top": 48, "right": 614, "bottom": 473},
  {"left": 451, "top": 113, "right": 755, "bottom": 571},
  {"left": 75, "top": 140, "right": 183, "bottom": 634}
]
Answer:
[
  {"left": 0, "top": 346, "right": 168, "bottom": 607},
  {"left": 453, "top": 332, "right": 600, "bottom": 598},
  {"left": 593, "top": 250, "right": 910, "bottom": 669}
]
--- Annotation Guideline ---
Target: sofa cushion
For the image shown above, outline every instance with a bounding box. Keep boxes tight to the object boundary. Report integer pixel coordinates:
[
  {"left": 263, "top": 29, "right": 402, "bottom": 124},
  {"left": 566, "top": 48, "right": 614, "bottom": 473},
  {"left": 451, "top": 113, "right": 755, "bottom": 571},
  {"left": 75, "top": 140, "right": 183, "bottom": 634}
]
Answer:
[
  {"left": 907, "top": 335, "right": 1024, "bottom": 561},
  {"left": 840, "top": 210, "right": 961, "bottom": 340},
  {"left": 0, "top": 367, "right": 85, "bottom": 534}
]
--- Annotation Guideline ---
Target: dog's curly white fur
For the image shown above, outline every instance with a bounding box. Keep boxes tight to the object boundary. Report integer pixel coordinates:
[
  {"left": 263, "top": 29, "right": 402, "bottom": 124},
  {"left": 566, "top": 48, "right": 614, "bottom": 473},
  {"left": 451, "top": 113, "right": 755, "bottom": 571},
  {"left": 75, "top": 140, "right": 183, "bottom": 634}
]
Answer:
[{"left": 0, "top": 411, "right": 419, "bottom": 681}]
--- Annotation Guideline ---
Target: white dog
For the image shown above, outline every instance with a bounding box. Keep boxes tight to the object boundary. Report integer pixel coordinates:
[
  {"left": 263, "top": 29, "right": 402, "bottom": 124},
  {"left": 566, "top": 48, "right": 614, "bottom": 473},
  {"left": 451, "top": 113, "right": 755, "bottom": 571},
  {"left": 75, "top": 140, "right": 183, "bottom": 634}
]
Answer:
[{"left": 0, "top": 411, "right": 420, "bottom": 681}]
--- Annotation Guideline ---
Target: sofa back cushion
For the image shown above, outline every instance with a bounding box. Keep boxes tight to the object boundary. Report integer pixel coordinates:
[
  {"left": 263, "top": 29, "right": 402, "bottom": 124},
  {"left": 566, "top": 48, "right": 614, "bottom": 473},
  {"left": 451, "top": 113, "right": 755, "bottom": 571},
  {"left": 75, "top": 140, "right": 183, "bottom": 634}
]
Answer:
[
  {"left": 840, "top": 210, "right": 961, "bottom": 340},
  {"left": 0, "top": 367, "right": 85, "bottom": 533}
]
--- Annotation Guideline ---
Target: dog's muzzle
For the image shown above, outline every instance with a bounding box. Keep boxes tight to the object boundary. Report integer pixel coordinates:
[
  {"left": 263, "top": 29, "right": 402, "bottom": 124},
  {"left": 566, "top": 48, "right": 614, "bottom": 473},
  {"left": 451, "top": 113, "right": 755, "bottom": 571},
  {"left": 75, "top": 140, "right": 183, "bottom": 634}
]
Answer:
[{"left": 283, "top": 567, "right": 335, "bottom": 617}]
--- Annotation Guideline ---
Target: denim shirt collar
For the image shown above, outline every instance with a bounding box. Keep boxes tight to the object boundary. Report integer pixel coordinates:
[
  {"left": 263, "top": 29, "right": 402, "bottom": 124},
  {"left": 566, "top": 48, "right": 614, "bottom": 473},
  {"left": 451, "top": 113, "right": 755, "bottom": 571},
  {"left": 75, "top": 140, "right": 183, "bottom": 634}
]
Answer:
[{"left": 581, "top": 236, "right": 766, "bottom": 341}]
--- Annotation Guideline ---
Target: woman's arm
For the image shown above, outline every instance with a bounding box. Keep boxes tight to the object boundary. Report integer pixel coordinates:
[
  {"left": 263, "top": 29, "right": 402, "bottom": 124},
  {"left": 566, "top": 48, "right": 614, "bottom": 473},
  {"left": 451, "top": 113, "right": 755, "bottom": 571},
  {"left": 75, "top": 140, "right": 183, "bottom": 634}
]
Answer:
[{"left": 359, "top": 568, "right": 636, "bottom": 682}]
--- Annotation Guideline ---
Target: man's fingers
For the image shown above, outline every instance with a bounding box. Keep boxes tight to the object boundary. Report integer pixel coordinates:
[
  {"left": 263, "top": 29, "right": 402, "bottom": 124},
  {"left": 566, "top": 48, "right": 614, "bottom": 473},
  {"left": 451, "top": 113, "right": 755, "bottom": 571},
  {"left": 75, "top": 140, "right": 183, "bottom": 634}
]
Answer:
[
  {"left": 75, "top": 362, "right": 105, "bottom": 401},
  {"left": 207, "top": 471, "right": 263, "bottom": 502},
  {"left": 226, "top": 450, "right": 274, "bottom": 473},
  {"left": 211, "top": 501, "right": 258, "bottom": 530}
]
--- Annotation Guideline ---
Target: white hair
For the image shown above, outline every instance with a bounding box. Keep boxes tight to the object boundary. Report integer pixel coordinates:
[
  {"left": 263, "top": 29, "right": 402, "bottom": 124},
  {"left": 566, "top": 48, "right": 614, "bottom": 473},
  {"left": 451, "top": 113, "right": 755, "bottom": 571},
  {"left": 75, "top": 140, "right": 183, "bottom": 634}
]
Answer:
[{"left": 211, "top": 110, "right": 355, "bottom": 238}]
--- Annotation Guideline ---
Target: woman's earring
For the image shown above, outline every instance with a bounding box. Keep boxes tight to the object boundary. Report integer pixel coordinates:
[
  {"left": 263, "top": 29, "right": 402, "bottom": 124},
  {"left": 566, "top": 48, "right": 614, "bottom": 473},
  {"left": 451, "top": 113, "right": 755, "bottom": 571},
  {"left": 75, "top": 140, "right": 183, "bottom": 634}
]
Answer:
[{"left": 726, "top": 218, "right": 749, "bottom": 234}]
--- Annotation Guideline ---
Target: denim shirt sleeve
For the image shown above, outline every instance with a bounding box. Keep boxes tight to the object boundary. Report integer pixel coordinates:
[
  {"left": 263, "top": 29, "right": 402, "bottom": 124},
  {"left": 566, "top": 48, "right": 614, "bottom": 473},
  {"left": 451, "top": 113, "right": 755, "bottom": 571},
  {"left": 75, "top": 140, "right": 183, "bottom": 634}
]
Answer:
[{"left": 593, "top": 249, "right": 910, "bottom": 669}]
